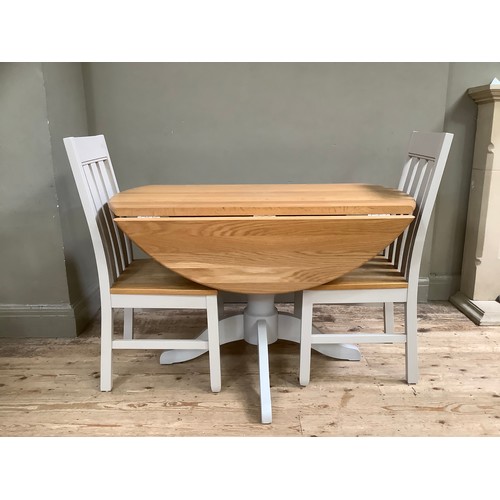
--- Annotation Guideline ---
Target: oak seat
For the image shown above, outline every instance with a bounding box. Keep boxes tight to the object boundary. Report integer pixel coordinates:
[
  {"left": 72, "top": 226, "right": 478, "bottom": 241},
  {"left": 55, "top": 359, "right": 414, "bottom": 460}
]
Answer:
[
  {"left": 111, "top": 259, "right": 217, "bottom": 295},
  {"left": 308, "top": 256, "right": 408, "bottom": 291}
]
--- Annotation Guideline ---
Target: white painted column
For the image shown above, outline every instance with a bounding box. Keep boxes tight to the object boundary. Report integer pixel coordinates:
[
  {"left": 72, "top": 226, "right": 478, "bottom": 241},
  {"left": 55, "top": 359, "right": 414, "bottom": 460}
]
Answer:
[
  {"left": 451, "top": 79, "right": 500, "bottom": 325},
  {"left": 243, "top": 294, "right": 278, "bottom": 345}
]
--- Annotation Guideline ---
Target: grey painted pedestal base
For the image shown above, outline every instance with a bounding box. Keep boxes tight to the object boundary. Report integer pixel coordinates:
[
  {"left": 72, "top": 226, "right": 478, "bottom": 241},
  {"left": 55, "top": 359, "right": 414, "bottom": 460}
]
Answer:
[{"left": 160, "top": 294, "right": 361, "bottom": 424}]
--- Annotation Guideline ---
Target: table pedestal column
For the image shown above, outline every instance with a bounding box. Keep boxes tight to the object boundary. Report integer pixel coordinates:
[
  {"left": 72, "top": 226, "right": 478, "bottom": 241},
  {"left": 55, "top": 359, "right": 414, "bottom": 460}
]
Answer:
[
  {"left": 243, "top": 294, "right": 278, "bottom": 345},
  {"left": 159, "top": 294, "right": 361, "bottom": 424},
  {"left": 241, "top": 295, "right": 278, "bottom": 423}
]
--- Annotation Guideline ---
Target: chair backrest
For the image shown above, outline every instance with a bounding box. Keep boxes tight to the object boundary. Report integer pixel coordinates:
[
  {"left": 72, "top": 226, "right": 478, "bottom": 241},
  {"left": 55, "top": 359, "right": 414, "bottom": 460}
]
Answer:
[
  {"left": 64, "top": 135, "right": 132, "bottom": 292},
  {"left": 387, "top": 131, "right": 453, "bottom": 288}
]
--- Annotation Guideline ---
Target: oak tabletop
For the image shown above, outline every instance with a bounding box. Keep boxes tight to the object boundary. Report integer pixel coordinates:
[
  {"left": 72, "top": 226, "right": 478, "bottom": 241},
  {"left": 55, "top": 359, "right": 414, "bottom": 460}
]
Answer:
[
  {"left": 110, "top": 183, "right": 415, "bottom": 293},
  {"left": 109, "top": 183, "right": 416, "bottom": 217}
]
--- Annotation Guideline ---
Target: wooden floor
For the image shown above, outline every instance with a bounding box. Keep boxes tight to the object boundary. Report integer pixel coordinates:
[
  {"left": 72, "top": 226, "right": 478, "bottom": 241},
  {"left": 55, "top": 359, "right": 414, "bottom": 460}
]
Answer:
[{"left": 1, "top": 301, "right": 499, "bottom": 436}]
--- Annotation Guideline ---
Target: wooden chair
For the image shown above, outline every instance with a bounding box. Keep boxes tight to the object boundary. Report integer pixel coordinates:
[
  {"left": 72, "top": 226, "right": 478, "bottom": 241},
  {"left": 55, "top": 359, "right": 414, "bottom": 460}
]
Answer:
[
  {"left": 64, "top": 135, "right": 221, "bottom": 393},
  {"left": 298, "top": 131, "right": 454, "bottom": 386}
]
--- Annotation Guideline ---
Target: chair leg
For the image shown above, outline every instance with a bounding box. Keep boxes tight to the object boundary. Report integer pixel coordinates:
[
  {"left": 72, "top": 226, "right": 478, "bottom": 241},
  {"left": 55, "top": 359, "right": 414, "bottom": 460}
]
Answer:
[
  {"left": 294, "top": 291, "right": 303, "bottom": 318},
  {"left": 405, "top": 297, "right": 418, "bottom": 384},
  {"left": 123, "top": 308, "right": 134, "bottom": 339},
  {"left": 299, "top": 296, "right": 313, "bottom": 386},
  {"left": 217, "top": 295, "right": 225, "bottom": 319},
  {"left": 206, "top": 295, "right": 221, "bottom": 393},
  {"left": 100, "top": 305, "right": 114, "bottom": 391},
  {"left": 384, "top": 302, "right": 394, "bottom": 333}
]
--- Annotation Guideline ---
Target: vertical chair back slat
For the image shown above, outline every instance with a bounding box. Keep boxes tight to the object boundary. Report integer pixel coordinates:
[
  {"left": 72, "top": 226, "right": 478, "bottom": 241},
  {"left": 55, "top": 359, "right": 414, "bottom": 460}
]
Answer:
[
  {"left": 89, "top": 160, "right": 127, "bottom": 274},
  {"left": 64, "top": 135, "right": 132, "bottom": 289},
  {"left": 398, "top": 158, "right": 429, "bottom": 274},
  {"left": 97, "top": 159, "right": 133, "bottom": 267},
  {"left": 401, "top": 158, "right": 432, "bottom": 278},
  {"left": 384, "top": 134, "right": 453, "bottom": 285},
  {"left": 82, "top": 161, "right": 119, "bottom": 283},
  {"left": 386, "top": 156, "right": 418, "bottom": 264},
  {"left": 389, "top": 132, "right": 453, "bottom": 287}
]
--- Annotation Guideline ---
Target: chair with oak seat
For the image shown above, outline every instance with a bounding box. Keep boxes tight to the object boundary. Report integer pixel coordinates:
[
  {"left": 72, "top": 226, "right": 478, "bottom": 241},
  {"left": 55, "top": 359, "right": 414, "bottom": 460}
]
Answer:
[
  {"left": 299, "top": 131, "right": 453, "bottom": 386},
  {"left": 64, "top": 135, "right": 221, "bottom": 393}
]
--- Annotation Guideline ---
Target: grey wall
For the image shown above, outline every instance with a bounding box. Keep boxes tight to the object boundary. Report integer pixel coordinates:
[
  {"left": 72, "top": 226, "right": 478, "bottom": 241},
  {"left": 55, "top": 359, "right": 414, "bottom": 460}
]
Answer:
[
  {"left": 0, "top": 63, "right": 92, "bottom": 337},
  {"left": 83, "top": 63, "right": 449, "bottom": 188},
  {"left": 42, "top": 63, "right": 98, "bottom": 330},
  {"left": 2, "top": 61, "right": 500, "bottom": 337}
]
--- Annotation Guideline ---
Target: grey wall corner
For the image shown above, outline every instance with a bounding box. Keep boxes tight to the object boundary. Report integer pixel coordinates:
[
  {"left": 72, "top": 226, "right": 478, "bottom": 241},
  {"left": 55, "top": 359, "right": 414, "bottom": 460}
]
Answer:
[{"left": 0, "top": 63, "right": 98, "bottom": 338}]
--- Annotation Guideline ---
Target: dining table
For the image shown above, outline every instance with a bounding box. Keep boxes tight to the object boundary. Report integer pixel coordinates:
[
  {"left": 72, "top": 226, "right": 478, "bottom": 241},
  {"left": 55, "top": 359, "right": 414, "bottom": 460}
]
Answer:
[{"left": 109, "top": 183, "right": 416, "bottom": 423}]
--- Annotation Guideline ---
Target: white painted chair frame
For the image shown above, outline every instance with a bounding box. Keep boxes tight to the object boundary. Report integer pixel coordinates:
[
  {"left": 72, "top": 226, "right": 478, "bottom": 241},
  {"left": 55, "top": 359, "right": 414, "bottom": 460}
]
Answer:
[
  {"left": 64, "top": 135, "right": 221, "bottom": 393},
  {"left": 299, "top": 131, "right": 454, "bottom": 386}
]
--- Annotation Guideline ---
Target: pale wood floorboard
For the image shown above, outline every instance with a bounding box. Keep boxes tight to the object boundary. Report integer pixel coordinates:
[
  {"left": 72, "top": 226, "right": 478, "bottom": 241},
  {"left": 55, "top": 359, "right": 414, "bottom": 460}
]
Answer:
[{"left": 1, "top": 302, "right": 499, "bottom": 436}]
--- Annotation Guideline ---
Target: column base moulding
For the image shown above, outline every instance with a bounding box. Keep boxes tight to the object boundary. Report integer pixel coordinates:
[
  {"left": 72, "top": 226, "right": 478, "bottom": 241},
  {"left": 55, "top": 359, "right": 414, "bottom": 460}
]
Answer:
[{"left": 450, "top": 291, "right": 500, "bottom": 326}]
